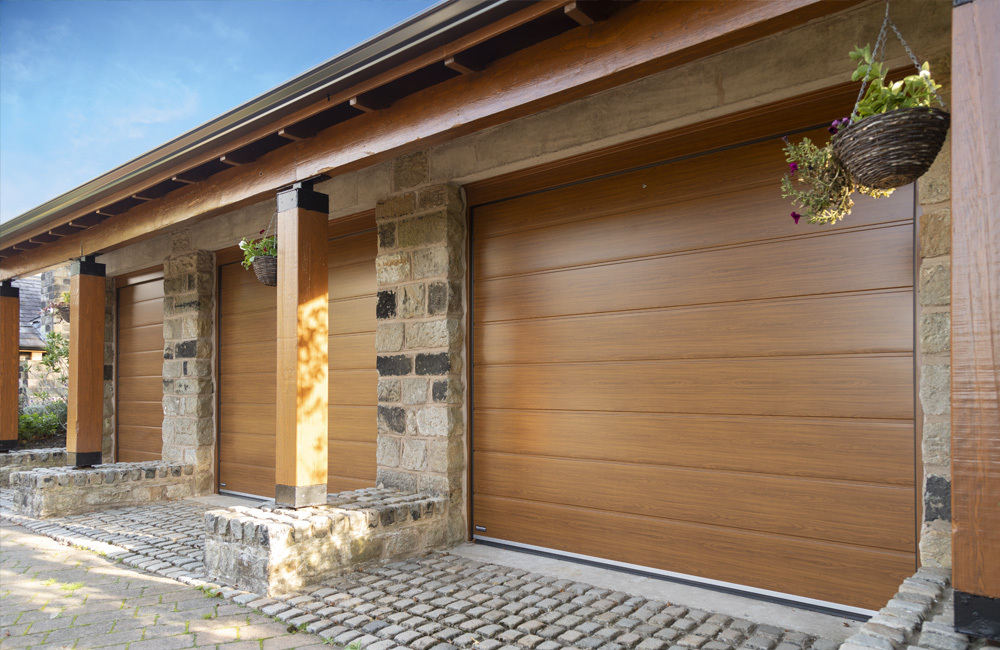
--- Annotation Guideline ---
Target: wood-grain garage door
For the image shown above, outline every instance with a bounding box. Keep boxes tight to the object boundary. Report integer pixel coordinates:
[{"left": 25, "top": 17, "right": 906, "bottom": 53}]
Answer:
[
  {"left": 117, "top": 274, "right": 164, "bottom": 463},
  {"left": 471, "top": 129, "right": 916, "bottom": 611},
  {"left": 217, "top": 212, "right": 378, "bottom": 497}
]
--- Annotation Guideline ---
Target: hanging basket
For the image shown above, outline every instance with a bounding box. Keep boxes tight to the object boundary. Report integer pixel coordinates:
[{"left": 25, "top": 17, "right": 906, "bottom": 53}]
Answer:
[
  {"left": 832, "top": 107, "right": 950, "bottom": 190},
  {"left": 55, "top": 305, "right": 70, "bottom": 322},
  {"left": 251, "top": 256, "right": 278, "bottom": 286}
]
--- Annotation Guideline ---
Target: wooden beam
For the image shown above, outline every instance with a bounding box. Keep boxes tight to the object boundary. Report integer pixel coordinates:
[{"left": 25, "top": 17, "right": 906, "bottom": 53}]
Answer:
[
  {"left": 220, "top": 150, "right": 258, "bottom": 166},
  {"left": 564, "top": 1, "right": 612, "bottom": 26},
  {"left": 0, "top": 0, "right": 862, "bottom": 281},
  {"left": 171, "top": 170, "right": 207, "bottom": 184},
  {"left": 444, "top": 53, "right": 486, "bottom": 75},
  {"left": 66, "top": 256, "right": 106, "bottom": 467},
  {"left": 277, "top": 126, "right": 310, "bottom": 141},
  {"left": 951, "top": 0, "right": 1000, "bottom": 639},
  {"left": 349, "top": 95, "right": 389, "bottom": 113},
  {"left": 29, "top": 233, "right": 60, "bottom": 244},
  {"left": 274, "top": 182, "right": 329, "bottom": 508},
  {"left": 0, "top": 282, "right": 18, "bottom": 452}
]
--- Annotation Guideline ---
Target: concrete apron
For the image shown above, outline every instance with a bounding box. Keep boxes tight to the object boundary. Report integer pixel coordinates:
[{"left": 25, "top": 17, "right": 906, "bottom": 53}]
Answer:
[{"left": 0, "top": 489, "right": 861, "bottom": 645}]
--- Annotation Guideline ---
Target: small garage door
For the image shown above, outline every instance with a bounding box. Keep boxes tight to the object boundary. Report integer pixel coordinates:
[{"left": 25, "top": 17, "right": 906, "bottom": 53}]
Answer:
[
  {"left": 471, "top": 128, "right": 916, "bottom": 611},
  {"left": 117, "top": 274, "right": 164, "bottom": 463},
  {"left": 217, "top": 212, "right": 378, "bottom": 497}
]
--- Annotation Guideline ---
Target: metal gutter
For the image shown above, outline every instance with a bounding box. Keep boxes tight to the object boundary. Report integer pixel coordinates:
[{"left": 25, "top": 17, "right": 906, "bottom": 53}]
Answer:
[{"left": 0, "top": 0, "right": 511, "bottom": 244}]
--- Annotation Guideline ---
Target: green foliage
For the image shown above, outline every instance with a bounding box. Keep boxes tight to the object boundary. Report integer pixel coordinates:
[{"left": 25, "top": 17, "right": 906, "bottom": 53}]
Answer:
[
  {"left": 41, "top": 331, "right": 69, "bottom": 381},
  {"left": 849, "top": 44, "right": 942, "bottom": 121},
  {"left": 780, "top": 137, "right": 892, "bottom": 225},
  {"left": 18, "top": 401, "right": 67, "bottom": 442},
  {"left": 239, "top": 232, "right": 277, "bottom": 269}
]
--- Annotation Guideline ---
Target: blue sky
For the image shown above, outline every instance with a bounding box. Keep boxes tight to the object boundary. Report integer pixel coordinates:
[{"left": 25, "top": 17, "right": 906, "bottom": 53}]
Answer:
[{"left": 0, "top": 0, "right": 438, "bottom": 223}]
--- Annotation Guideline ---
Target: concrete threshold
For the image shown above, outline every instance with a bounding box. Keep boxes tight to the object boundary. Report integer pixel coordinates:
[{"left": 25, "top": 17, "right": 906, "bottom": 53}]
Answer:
[{"left": 451, "top": 541, "right": 865, "bottom": 642}]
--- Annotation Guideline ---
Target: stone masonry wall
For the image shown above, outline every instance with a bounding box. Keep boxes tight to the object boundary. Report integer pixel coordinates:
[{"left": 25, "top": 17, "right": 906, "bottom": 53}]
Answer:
[
  {"left": 0, "top": 449, "right": 67, "bottom": 487},
  {"left": 374, "top": 158, "right": 467, "bottom": 545},
  {"left": 10, "top": 461, "right": 196, "bottom": 518},
  {"left": 916, "top": 52, "right": 952, "bottom": 568},
  {"left": 204, "top": 487, "right": 448, "bottom": 596},
  {"left": 161, "top": 238, "right": 215, "bottom": 495}
]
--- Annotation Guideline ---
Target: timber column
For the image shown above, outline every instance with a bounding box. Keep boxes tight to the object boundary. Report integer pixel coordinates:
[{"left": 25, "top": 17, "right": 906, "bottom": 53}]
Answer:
[
  {"left": 0, "top": 281, "right": 18, "bottom": 452},
  {"left": 274, "top": 181, "right": 329, "bottom": 508},
  {"left": 67, "top": 255, "right": 106, "bottom": 467}
]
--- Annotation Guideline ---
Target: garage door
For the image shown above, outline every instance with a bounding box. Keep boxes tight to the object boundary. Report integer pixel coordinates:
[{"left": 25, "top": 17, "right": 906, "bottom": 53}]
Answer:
[
  {"left": 218, "top": 212, "right": 378, "bottom": 497},
  {"left": 117, "top": 274, "right": 164, "bottom": 463},
  {"left": 471, "top": 129, "right": 916, "bottom": 611}
]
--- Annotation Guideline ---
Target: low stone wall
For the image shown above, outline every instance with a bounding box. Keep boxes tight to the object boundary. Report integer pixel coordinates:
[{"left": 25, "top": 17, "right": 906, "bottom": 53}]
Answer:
[
  {"left": 0, "top": 449, "right": 67, "bottom": 486},
  {"left": 840, "top": 567, "right": 971, "bottom": 650},
  {"left": 204, "top": 487, "right": 449, "bottom": 596},
  {"left": 9, "top": 461, "right": 196, "bottom": 518}
]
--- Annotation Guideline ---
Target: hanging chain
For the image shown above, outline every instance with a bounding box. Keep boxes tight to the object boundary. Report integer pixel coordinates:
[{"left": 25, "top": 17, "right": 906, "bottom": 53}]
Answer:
[
  {"left": 851, "top": 1, "right": 946, "bottom": 119},
  {"left": 263, "top": 210, "right": 277, "bottom": 241}
]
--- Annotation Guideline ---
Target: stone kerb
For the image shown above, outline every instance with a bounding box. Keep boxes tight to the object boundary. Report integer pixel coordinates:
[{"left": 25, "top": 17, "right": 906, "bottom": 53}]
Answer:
[
  {"left": 10, "top": 461, "right": 196, "bottom": 518},
  {"left": 203, "top": 487, "right": 448, "bottom": 596},
  {"left": 0, "top": 449, "right": 68, "bottom": 487}
]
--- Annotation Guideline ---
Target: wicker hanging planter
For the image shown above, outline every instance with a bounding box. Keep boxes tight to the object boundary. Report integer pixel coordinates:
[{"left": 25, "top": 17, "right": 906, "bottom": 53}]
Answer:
[
  {"left": 251, "top": 255, "right": 278, "bottom": 286},
  {"left": 833, "top": 106, "right": 949, "bottom": 190},
  {"left": 55, "top": 305, "right": 70, "bottom": 322}
]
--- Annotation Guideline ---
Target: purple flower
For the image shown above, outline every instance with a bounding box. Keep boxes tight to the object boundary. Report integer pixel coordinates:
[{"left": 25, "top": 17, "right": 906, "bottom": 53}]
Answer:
[
  {"left": 791, "top": 212, "right": 802, "bottom": 224},
  {"left": 789, "top": 162, "right": 799, "bottom": 176},
  {"left": 828, "top": 125, "right": 839, "bottom": 135},
  {"left": 259, "top": 229, "right": 266, "bottom": 235}
]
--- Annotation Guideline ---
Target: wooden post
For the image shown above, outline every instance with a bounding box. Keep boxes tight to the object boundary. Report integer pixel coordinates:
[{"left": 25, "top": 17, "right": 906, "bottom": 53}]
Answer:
[
  {"left": 274, "top": 181, "right": 329, "bottom": 508},
  {"left": 0, "top": 281, "right": 19, "bottom": 452},
  {"left": 66, "top": 255, "right": 106, "bottom": 467},
  {"left": 951, "top": 0, "right": 1000, "bottom": 640}
]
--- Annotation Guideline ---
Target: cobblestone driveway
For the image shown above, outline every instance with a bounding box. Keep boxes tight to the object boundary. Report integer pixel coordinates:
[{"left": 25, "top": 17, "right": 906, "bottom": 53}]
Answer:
[{"left": 0, "top": 490, "right": 844, "bottom": 650}]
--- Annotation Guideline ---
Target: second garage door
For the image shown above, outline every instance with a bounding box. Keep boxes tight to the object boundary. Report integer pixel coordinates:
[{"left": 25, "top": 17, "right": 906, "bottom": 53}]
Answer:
[
  {"left": 117, "top": 273, "right": 164, "bottom": 463},
  {"left": 217, "top": 212, "right": 378, "bottom": 497},
  {"left": 471, "top": 128, "right": 916, "bottom": 611}
]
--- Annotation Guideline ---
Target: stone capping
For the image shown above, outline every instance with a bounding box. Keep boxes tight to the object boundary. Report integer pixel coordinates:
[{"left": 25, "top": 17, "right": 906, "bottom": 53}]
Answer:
[
  {"left": 203, "top": 487, "right": 449, "bottom": 596},
  {"left": 839, "top": 567, "right": 971, "bottom": 650},
  {"left": 9, "top": 461, "right": 196, "bottom": 519},
  {"left": 0, "top": 448, "right": 67, "bottom": 487}
]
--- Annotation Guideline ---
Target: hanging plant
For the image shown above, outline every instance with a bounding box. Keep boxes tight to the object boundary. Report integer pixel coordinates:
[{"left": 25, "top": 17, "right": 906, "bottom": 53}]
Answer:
[
  {"left": 239, "top": 228, "right": 277, "bottom": 286},
  {"left": 781, "top": 3, "right": 948, "bottom": 225}
]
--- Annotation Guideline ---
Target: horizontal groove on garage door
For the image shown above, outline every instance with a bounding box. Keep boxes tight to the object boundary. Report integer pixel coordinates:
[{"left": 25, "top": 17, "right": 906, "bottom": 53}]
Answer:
[
  {"left": 471, "top": 125, "right": 915, "bottom": 610},
  {"left": 217, "top": 216, "right": 377, "bottom": 498},
  {"left": 117, "top": 277, "right": 164, "bottom": 464}
]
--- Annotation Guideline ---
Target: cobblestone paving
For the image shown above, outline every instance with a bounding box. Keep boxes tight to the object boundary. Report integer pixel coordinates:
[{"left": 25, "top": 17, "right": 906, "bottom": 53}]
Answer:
[
  {"left": 0, "top": 489, "right": 842, "bottom": 650},
  {"left": 0, "top": 521, "right": 330, "bottom": 649}
]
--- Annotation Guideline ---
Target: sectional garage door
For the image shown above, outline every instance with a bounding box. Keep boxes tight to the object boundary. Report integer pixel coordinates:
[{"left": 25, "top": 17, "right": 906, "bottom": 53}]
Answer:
[
  {"left": 117, "top": 274, "right": 164, "bottom": 463},
  {"left": 217, "top": 213, "right": 378, "bottom": 497},
  {"left": 470, "top": 128, "right": 916, "bottom": 611}
]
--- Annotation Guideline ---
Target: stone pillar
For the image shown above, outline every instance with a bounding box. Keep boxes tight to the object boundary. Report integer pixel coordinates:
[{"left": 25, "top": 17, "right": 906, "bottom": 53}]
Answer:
[
  {"left": 1, "top": 281, "right": 18, "bottom": 452},
  {"left": 103, "top": 277, "right": 115, "bottom": 462},
  {"left": 274, "top": 181, "right": 329, "bottom": 508},
  {"left": 162, "top": 250, "right": 215, "bottom": 494},
  {"left": 916, "top": 52, "right": 953, "bottom": 568},
  {"left": 39, "top": 265, "right": 71, "bottom": 337},
  {"left": 66, "top": 256, "right": 106, "bottom": 468},
  {"left": 375, "top": 156, "right": 467, "bottom": 543}
]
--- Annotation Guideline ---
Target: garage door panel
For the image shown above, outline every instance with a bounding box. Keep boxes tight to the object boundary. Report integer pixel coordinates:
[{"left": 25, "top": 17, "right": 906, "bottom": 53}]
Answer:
[
  {"left": 331, "top": 296, "right": 377, "bottom": 335},
  {"left": 474, "top": 452, "right": 914, "bottom": 551},
  {"left": 328, "top": 230, "right": 377, "bottom": 268},
  {"left": 330, "top": 370, "right": 377, "bottom": 407},
  {"left": 474, "top": 142, "right": 784, "bottom": 241},
  {"left": 118, "top": 324, "right": 163, "bottom": 353},
  {"left": 475, "top": 186, "right": 913, "bottom": 280},
  {"left": 119, "top": 296, "right": 163, "bottom": 329},
  {"left": 474, "top": 410, "right": 914, "bottom": 486},
  {"left": 118, "top": 401, "right": 163, "bottom": 427},
  {"left": 475, "top": 226, "right": 912, "bottom": 323},
  {"left": 122, "top": 280, "right": 164, "bottom": 303},
  {"left": 331, "top": 333, "right": 376, "bottom": 370},
  {"left": 220, "top": 403, "right": 276, "bottom": 436},
  {"left": 475, "top": 356, "right": 913, "bottom": 419},
  {"left": 219, "top": 462, "right": 275, "bottom": 496},
  {"left": 328, "top": 440, "right": 377, "bottom": 480},
  {"left": 220, "top": 310, "right": 277, "bottom": 345},
  {"left": 474, "top": 496, "right": 913, "bottom": 611},
  {"left": 474, "top": 291, "right": 912, "bottom": 365},
  {"left": 328, "top": 261, "right": 376, "bottom": 300},
  {"left": 117, "top": 376, "right": 163, "bottom": 403},
  {"left": 221, "top": 372, "right": 276, "bottom": 404},
  {"left": 117, "top": 350, "right": 164, "bottom": 376},
  {"left": 329, "top": 406, "right": 377, "bottom": 443},
  {"left": 219, "top": 276, "right": 278, "bottom": 314},
  {"left": 219, "top": 431, "right": 274, "bottom": 468}
]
